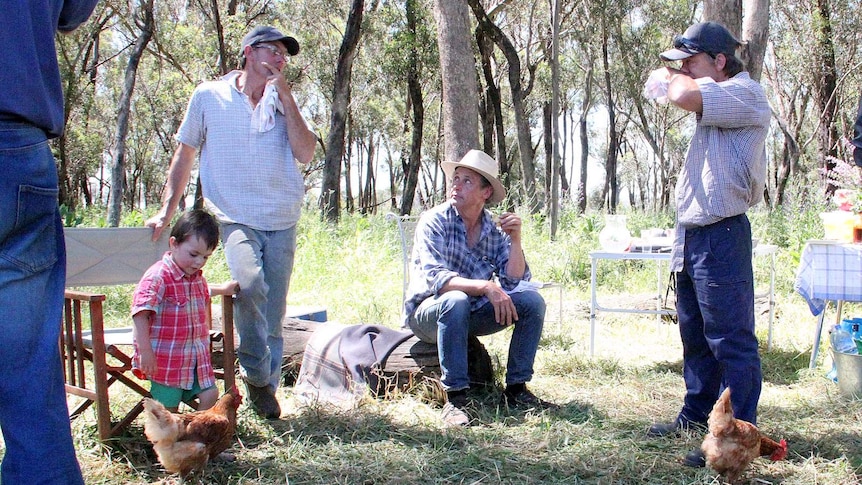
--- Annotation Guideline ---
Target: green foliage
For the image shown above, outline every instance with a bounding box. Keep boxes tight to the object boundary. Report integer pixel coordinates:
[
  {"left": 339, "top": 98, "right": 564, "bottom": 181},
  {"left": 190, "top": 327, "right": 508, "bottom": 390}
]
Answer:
[{"left": 58, "top": 205, "right": 862, "bottom": 484}]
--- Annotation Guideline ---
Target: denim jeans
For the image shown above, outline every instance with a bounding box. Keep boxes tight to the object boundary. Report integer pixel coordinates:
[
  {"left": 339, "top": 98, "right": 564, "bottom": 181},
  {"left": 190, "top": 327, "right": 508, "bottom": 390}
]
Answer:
[
  {"left": 675, "top": 214, "right": 762, "bottom": 426},
  {"left": 410, "top": 290, "right": 546, "bottom": 391},
  {"left": 0, "top": 121, "right": 84, "bottom": 483},
  {"left": 222, "top": 223, "right": 296, "bottom": 390}
]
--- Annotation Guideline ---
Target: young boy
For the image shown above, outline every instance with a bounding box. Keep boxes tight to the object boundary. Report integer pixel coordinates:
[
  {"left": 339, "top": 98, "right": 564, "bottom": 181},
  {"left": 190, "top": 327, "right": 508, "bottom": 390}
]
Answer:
[{"left": 132, "top": 209, "right": 238, "bottom": 411}]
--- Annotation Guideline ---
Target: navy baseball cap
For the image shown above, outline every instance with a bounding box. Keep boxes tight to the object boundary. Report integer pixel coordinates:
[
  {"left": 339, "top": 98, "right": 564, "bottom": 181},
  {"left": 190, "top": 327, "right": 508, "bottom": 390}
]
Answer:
[
  {"left": 240, "top": 26, "right": 300, "bottom": 56},
  {"left": 660, "top": 22, "right": 740, "bottom": 61}
]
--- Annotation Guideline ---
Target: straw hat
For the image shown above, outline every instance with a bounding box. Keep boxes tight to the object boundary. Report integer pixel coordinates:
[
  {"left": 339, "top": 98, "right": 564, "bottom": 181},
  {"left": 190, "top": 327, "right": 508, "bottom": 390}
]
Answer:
[{"left": 441, "top": 149, "right": 506, "bottom": 205}]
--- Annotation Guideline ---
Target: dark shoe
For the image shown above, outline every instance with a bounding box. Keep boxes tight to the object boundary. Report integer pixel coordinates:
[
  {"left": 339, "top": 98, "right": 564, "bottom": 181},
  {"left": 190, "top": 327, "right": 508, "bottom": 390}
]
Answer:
[
  {"left": 500, "top": 387, "right": 558, "bottom": 410},
  {"left": 683, "top": 448, "right": 706, "bottom": 468},
  {"left": 647, "top": 420, "right": 705, "bottom": 437},
  {"left": 245, "top": 381, "right": 281, "bottom": 419},
  {"left": 441, "top": 394, "right": 471, "bottom": 427},
  {"left": 647, "top": 421, "right": 682, "bottom": 437}
]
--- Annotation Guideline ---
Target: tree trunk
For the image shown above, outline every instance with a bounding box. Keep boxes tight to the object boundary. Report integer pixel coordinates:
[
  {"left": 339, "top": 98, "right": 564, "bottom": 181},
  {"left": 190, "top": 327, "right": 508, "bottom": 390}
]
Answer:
[
  {"left": 433, "top": 0, "right": 480, "bottom": 164},
  {"left": 476, "top": 30, "right": 508, "bottom": 190},
  {"left": 813, "top": 0, "right": 839, "bottom": 196},
  {"left": 741, "top": 0, "right": 769, "bottom": 81},
  {"left": 107, "top": 0, "right": 154, "bottom": 227},
  {"left": 703, "top": 0, "right": 742, "bottom": 36},
  {"left": 399, "top": 0, "right": 425, "bottom": 216},
  {"left": 209, "top": 0, "right": 228, "bottom": 75},
  {"left": 321, "top": 0, "right": 364, "bottom": 223},
  {"left": 578, "top": 64, "right": 593, "bottom": 214},
  {"left": 600, "top": 19, "right": 619, "bottom": 212},
  {"left": 468, "top": 0, "right": 539, "bottom": 212}
]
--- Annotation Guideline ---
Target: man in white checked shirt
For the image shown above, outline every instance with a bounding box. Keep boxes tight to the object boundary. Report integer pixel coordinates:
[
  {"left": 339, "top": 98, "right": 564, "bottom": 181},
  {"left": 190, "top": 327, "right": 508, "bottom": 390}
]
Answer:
[
  {"left": 643, "top": 22, "right": 771, "bottom": 468},
  {"left": 146, "top": 26, "right": 316, "bottom": 419}
]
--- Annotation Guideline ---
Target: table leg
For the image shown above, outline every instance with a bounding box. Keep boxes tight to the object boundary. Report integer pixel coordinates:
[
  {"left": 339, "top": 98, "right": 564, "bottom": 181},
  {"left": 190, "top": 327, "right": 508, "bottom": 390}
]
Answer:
[
  {"left": 766, "top": 251, "right": 776, "bottom": 351},
  {"left": 809, "top": 301, "right": 830, "bottom": 369},
  {"left": 590, "top": 257, "right": 598, "bottom": 357}
]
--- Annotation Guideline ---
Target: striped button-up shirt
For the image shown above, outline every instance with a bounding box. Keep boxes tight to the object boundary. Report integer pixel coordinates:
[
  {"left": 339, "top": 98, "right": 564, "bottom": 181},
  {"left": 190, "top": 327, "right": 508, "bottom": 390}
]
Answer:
[
  {"left": 403, "top": 202, "right": 531, "bottom": 324},
  {"left": 670, "top": 72, "right": 771, "bottom": 272},
  {"left": 132, "top": 252, "right": 215, "bottom": 390}
]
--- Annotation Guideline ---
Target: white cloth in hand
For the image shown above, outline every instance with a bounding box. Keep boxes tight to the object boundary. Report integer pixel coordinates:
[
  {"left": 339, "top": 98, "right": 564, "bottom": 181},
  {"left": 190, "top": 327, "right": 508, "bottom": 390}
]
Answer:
[
  {"left": 505, "top": 280, "right": 544, "bottom": 295},
  {"left": 256, "top": 84, "right": 284, "bottom": 132},
  {"left": 643, "top": 69, "right": 669, "bottom": 104}
]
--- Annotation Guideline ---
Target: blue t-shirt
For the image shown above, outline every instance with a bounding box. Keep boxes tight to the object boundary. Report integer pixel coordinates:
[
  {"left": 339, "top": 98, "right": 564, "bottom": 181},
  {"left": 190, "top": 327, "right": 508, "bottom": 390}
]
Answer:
[{"left": 0, "top": 0, "right": 99, "bottom": 137}]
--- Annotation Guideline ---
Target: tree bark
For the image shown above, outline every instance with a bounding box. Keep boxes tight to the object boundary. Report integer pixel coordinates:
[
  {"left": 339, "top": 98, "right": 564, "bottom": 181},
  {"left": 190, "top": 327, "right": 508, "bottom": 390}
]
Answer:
[
  {"left": 741, "top": 0, "right": 769, "bottom": 81},
  {"left": 476, "top": 29, "right": 509, "bottom": 189},
  {"left": 321, "top": 0, "right": 365, "bottom": 223},
  {"left": 578, "top": 64, "right": 593, "bottom": 214},
  {"left": 813, "top": 0, "right": 839, "bottom": 197},
  {"left": 399, "top": 0, "right": 425, "bottom": 216},
  {"left": 468, "top": 0, "right": 540, "bottom": 212},
  {"left": 703, "top": 0, "right": 742, "bottom": 36},
  {"left": 433, "top": 0, "right": 480, "bottom": 165},
  {"left": 107, "top": 0, "right": 154, "bottom": 227},
  {"left": 600, "top": 18, "right": 620, "bottom": 212}
]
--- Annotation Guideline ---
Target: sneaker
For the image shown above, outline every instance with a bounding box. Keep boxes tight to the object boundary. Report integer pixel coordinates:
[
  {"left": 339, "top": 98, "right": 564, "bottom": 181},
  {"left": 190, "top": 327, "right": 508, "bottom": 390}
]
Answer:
[
  {"left": 683, "top": 448, "right": 706, "bottom": 468},
  {"left": 441, "top": 394, "right": 471, "bottom": 427},
  {"left": 245, "top": 381, "right": 281, "bottom": 419},
  {"left": 499, "top": 387, "right": 558, "bottom": 410}
]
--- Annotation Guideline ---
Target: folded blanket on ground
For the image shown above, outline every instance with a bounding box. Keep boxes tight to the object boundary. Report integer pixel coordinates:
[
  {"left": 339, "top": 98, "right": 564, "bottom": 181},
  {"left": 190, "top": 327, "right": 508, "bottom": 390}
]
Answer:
[{"left": 294, "top": 323, "right": 414, "bottom": 407}]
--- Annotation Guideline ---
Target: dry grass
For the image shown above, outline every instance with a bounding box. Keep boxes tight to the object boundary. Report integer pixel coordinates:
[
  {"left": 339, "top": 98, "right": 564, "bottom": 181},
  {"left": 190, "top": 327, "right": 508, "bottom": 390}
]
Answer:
[{"left": 5, "top": 210, "right": 862, "bottom": 483}]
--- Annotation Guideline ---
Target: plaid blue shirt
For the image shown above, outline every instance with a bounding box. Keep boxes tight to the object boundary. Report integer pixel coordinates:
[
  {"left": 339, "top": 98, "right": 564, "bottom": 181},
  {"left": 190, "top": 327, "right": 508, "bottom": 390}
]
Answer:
[
  {"left": 670, "top": 72, "right": 771, "bottom": 272},
  {"left": 403, "top": 202, "right": 531, "bottom": 324}
]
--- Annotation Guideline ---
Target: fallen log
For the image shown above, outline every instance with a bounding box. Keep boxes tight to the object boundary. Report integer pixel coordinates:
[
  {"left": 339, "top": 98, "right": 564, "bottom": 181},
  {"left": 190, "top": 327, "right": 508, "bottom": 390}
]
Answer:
[{"left": 213, "top": 316, "right": 495, "bottom": 395}]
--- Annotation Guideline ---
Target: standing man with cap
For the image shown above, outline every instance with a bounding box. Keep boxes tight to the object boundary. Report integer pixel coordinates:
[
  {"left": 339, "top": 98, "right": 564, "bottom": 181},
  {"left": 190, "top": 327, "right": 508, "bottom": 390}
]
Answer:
[
  {"left": 1, "top": 1, "right": 99, "bottom": 483},
  {"left": 643, "top": 22, "right": 771, "bottom": 467},
  {"left": 404, "top": 149, "right": 554, "bottom": 427},
  {"left": 147, "top": 25, "right": 317, "bottom": 419}
]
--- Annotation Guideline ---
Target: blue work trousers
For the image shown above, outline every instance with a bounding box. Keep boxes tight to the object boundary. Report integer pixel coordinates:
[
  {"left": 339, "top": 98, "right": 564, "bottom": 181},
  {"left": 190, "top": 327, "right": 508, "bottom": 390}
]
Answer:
[
  {"left": 0, "top": 121, "right": 84, "bottom": 484},
  {"left": 410, "top": 290, "right": 545, "bottom": 391},
  {"left": 675, "top": 214, "right": 762, "bottom": 426}
]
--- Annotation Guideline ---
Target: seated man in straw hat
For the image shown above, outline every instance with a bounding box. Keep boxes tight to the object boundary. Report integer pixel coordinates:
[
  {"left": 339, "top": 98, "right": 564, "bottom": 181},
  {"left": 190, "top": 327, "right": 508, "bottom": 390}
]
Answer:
[{"left": 404, "top": 149, "right": 555, "bottom": 427}]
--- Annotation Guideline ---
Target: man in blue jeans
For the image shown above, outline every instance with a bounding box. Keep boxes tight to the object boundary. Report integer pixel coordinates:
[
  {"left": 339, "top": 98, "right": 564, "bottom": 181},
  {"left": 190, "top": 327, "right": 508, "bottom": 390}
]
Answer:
[
  {"left": 146, "top": 26, "right": 317, "bottom": 419},
  {"left": 404, "top": 149, "right": 554, "bottom": 427},
  {"left": 644, "top": 21, "right": 771, "bottom": 467},
  {"left": 0, "top": 2, "right": 99, "bottom": 483}
]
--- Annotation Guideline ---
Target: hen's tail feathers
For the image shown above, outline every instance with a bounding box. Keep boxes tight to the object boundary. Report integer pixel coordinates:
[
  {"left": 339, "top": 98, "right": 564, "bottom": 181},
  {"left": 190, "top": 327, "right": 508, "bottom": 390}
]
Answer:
[
  {"left": 760, "top": 436, "right": 788, "bottom": 461},
  {"left": 143, "top": 398, "right": 181, "bottom": 444}
]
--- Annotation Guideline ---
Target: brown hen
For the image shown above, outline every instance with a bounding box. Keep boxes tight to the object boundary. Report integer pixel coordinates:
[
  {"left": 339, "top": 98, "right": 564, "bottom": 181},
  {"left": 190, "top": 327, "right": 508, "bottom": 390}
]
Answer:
[
  {"left": 701, "top": 387, "right": 787, "bottom": 484},
  {"left": 143, "top": 387, "right": 242, "bottom": 480}
]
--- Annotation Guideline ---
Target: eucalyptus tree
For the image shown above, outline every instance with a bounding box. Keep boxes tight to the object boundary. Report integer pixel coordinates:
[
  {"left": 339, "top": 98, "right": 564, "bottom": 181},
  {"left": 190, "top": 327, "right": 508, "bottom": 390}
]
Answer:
[
  {"left": 321, "top": 0, "right": 366, "bottom": 223},
  {"left": 374, "top": 0, "right": 439, "bottom": 216},
  {"left": 433, "top": 0, "right": 480, "bottom": 164},
  {"left": 468, "top": 0, "right": 544, "bottom": 213},
  {"left": 762, "top": 0, "right": 859, "bottom": 207},
  {"left": 108, "top": 0, "right": 155, "bottom": 227},
  {"left": 55, "top": 3, "right": 112, "bottom": 211}
]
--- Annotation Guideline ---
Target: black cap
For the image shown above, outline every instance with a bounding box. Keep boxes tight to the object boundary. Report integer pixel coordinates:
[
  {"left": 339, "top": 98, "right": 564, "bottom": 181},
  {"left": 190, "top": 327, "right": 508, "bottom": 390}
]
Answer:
[
  {"left": 660, "top": 22, "right": 740, "bottom": 61},
  {"left": 240, "top": 26, "right": 300, "bottom": 57}
]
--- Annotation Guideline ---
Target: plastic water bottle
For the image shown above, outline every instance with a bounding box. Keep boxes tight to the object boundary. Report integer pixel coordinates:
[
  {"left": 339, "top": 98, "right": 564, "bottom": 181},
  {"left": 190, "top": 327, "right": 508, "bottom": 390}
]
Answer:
[
  {"left": 831, "top": 324, "right": 858, "bottom": 354},
  {"left": 828, "top": 324, "right": 857, "bottom": 382}
]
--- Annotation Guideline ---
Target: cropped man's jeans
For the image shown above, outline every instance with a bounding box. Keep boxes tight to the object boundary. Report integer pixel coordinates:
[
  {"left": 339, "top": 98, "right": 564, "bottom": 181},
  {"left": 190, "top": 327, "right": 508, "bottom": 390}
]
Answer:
[
  {"left": 411, "top": 290, "right": 545, "bottom": 391},
  {"left": 222, "top": 223, "right": 296, "bottom": 391},
  {"left": 0, "top": 121, "right": 84, "bottom": 484}
]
